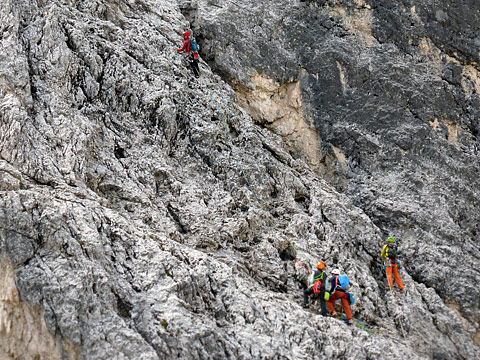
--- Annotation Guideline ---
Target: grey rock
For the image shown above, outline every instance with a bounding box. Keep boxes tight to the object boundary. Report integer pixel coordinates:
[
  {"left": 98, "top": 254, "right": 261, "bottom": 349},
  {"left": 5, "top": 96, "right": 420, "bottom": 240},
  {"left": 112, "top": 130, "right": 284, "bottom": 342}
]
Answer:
[{"left": 188, "top": 0, "right": 480, "bottom": 336}]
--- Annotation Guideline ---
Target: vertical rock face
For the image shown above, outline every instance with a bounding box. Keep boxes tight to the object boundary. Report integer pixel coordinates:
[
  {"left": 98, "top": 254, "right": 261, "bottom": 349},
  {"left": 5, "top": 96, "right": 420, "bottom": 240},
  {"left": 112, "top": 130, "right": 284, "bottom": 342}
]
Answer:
[
  {"left": 0, "top": 1, "right": 478, "bottom": 360},
  {"left": 188, "top": 0, "right": 480, "bottom": 331}
]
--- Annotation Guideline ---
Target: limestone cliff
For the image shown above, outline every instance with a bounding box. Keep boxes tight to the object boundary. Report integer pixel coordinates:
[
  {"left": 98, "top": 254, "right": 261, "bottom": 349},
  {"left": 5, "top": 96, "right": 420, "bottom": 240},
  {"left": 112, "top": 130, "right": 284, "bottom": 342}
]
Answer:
[
  {"left": 0, "top": 0, "right": 479, "bottom": 359},
  {"left": 188, "top": 0, "right": 480, "bottom": 335}
]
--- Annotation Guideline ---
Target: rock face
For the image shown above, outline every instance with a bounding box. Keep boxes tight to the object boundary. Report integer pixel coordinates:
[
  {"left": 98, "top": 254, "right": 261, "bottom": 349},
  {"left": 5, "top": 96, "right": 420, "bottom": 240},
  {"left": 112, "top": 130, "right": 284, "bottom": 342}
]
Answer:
[
  {"left": 0, "top": 0, "right": 478, "bottom": 359},
  {"left": 0, "top": 260, "right": 79, "bottom": 360},
  {"left": 188, "top": 0, "right": 480, "bottom": 332}
]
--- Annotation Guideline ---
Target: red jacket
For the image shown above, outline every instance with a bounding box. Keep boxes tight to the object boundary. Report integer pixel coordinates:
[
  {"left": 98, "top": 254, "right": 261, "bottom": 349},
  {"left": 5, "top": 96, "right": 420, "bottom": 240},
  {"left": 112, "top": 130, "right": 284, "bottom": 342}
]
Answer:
[{"left": 176, "top": 39, "right": 191, "bottom": 54}]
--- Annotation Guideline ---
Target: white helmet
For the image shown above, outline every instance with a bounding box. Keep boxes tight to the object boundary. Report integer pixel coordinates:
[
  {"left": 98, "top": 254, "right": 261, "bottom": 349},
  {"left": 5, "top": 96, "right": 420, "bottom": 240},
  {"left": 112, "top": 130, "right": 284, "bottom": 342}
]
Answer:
[{"left": 331, "top": 269, "right": 340, "bottom": 275}]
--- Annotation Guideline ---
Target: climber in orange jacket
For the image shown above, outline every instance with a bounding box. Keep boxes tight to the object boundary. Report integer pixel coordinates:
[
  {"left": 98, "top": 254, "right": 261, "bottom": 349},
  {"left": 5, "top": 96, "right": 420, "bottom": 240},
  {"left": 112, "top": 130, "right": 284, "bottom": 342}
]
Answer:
[
  {"left": 326, "top": 269, "right": 353, "bottom": 325},
  {"left": 381, "top": 237, "right": 404, "bottom": 292},
  {"left": 303, "top": 261, "right": 327, "bottom": 316}
]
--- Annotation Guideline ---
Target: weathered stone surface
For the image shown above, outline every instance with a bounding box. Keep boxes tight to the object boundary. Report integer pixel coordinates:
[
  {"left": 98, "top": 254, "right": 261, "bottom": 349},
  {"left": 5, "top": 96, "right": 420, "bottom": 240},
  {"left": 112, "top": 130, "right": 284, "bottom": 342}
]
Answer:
[
  {"left": 0, "top": 0, "right": 478, "bottom": 359},
  {"left": 0, "top": 260, "right": 79, "bottom": 360},
  {"left": 188, "top": 0, "right": 480, "bottom": 338}
]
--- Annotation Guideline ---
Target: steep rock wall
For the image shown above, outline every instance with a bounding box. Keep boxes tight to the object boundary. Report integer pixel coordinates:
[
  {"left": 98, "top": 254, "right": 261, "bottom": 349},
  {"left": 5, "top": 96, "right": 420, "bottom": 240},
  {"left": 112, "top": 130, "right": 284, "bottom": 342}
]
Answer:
[
  {"left": 234, "top": 72, "right": 326, "bottom": 174},
  {"left": 187, "top": 0, "right": 480, "bottom": 332}
]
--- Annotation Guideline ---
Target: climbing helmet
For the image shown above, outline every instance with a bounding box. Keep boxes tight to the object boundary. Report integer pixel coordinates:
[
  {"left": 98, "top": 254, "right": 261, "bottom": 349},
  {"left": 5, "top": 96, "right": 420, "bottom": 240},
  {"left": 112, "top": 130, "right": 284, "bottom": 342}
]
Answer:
[
  {"left": 331, "top": 269, "right": 340, "bottom": 275},
  {"left": 183, "top": 31, "right": 190, "bottom": 38},
  {"left": 387, "top": 237, "right": 395, "bottom": 243},
  {"left": 316, "top": 261, "right": 325, "bottom": 270}
]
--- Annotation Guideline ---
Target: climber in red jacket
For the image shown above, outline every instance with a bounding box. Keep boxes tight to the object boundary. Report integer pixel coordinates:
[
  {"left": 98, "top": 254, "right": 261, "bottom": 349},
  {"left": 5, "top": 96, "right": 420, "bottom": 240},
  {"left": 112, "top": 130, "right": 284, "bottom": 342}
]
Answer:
[
  {"left": 175, "top": 31, "right": 191, "bottom": 56},
  {"left": 174, "top": 31, "right": 200, "bottom": 78}
]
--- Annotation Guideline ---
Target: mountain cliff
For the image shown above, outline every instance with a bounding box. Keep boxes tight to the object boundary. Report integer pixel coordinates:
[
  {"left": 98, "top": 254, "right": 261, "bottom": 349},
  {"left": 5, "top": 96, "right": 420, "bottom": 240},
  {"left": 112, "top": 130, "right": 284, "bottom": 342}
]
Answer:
[{"left": 1, "top": 0, "right": 479, "bottom": 359}]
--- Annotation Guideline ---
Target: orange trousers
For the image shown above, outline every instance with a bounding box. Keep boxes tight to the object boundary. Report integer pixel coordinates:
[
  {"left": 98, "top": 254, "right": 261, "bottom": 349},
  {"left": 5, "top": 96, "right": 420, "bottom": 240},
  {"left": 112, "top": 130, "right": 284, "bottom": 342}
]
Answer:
[
  {"left": 386, "top": 266, "right": 404, "bottom": 290},
  {"left": 326, "top": 290, "right": 352, "bottom": 320}
]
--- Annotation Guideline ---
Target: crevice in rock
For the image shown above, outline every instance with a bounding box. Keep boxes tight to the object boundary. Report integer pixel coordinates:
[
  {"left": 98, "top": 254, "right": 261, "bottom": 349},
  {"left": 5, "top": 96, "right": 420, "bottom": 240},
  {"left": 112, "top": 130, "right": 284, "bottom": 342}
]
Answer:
[
  {"left": 114, "top": 144, "right": 126, "bottom": 159},
  {"left": 166, "top": 203, "right": 187, "bottom": 234},
  {"left": 278, "top": 246, "right": 296, "bottom": 261},
  {"left": 113, "top": 291, "right": 133, "bottom": 319}
]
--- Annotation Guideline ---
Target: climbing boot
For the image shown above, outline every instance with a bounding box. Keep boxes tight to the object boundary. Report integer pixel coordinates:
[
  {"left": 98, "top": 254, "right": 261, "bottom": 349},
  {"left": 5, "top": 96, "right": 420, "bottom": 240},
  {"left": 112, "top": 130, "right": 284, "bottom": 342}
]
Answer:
[
  {"left": 347, "top": 319, "right": 354, "bottom": 325},
  {"left": 331, "top": 311, "right": 338, "bottom": 317}
]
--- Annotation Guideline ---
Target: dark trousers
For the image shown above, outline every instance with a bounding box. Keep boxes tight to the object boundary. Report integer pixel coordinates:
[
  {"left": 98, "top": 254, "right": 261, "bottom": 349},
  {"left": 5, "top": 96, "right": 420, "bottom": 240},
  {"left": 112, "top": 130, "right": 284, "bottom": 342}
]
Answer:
[
  {"left": 188, "top": 57, "right": 200, "bottom": 77},
  {"left": 304, "top": 287, "right": 327, "bottom": 316}
]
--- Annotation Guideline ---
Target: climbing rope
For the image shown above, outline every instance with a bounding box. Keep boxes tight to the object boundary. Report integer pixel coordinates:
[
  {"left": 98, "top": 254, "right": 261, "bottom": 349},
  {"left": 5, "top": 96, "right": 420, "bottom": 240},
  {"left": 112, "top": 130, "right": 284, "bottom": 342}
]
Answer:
[
  {"left": 385, "top": 267, "right": 413, "bottom": 358},
  {"left": 296, "top": 259, "right": 312, "bottom": 274},
  {"left": 201, "top": 78, "right": 312, "bottom": 271}
]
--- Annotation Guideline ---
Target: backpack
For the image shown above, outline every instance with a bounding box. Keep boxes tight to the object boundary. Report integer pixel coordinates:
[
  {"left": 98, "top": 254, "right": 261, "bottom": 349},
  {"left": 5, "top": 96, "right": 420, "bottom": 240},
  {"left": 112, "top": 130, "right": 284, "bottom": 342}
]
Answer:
[
  {"left": 190, "top": 37, "right": 199, "bottom": 52},
  {"left": 348, "top": 293, "right": 355, "bottom": 305},
  {"left": 313, "top": 280, "right": 322, "bottom": 294},
  {"left": 387, "top": 243, "right": 397, "bottom": 260},
  {"left": 337, "top": 275, "right": 350, "bottom": 291}
]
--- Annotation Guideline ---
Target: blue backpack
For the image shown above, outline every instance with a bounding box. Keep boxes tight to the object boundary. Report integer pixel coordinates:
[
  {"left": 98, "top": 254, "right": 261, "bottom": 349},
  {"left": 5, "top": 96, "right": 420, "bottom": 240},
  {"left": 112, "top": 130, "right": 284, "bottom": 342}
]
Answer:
[
  {"left": 190, "top": 37, "right": 199, "bottom": 52},
  {"left": 348, "top": 293, "right": 355, "bottom": 305},
  {"left": 338, "top": 275, "right": 350, "bottom": 290}
]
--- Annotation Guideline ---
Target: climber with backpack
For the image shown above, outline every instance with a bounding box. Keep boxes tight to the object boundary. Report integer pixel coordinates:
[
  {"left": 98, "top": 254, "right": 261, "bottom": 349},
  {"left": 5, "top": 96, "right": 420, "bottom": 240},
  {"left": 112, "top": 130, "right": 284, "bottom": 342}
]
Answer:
[
  {"left": 381, "top": 237, "right": 404, "bottom": 292},
  {"left": 303, "top": 261, "right": 327, "bottom": 316},
  {"left": 174, "top": 31, "right": 201, "bottom": 78},
  {"left": 326, "top": 269, "right": 353, "bottom": 325}
]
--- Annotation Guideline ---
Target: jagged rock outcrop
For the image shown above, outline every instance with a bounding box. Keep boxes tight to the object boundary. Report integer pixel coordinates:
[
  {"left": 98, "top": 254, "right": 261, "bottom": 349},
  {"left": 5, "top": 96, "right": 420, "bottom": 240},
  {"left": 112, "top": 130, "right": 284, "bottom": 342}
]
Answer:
[
  {"left": 0, "top": 0, "right": 478, "bottom": 359},
  {"left": 187, "top": 0, "right": 480, "bottom": 336}
]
